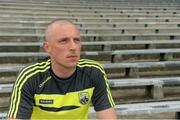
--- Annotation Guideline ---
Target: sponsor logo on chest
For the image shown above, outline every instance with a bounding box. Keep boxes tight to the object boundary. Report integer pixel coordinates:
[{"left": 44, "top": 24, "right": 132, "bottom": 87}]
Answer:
[{"left": 39, "top": 99, "right": 54, "bottom": 104}]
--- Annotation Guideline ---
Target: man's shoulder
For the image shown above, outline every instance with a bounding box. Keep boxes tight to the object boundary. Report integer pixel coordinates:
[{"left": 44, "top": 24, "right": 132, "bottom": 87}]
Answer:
[
  {"left": 77, "top": 59, "right": 104, "bottom": 72},
  {"left": 20, "top": 57, "right": 51, "bottom": 75},
  {"left": 78, "top": 59, "right": 102, "bottom": 66}
]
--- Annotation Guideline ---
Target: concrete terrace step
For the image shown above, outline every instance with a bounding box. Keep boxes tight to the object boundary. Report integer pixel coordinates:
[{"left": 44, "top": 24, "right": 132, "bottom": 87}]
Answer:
[
  {"left": 90, "top": 101, "right": 180, "bottom": 116},
  {"left": 0, "top": 26, "right": 179, "bottom": 30},
  {"left": 0, "top": 2, "right": 179, "bottom": 10},
  {"left": 0, "top": 33, "right": 180, "bottom": 38},
  {"left": 0, "top": 20, "right": 179, "bottom": 28},
  {"left": 0, "top": 48, "right": 180, "bottom": 64},
  {"left": 0, "top": 48, "right": 180, "bottom": 57},
  {"left": 0, "top": 26, "right": 180, "bottom": 34},
  {"left": 0, "top": 16, "right": 180, "bottom": 23},
  {"left": 1, "top": 8, "right": 180, "bottom": 15},
  {"left": 0, "top": 0, "right": 179, "bottom": 5},
  {"left": 0, "top": 40, "right": 180, "bottom": 47},
  {"left": 0, "top": 6, "right": 179, "bottom": 13},
  {"left": 1, "top": 77, "right": 180, "bottom": 93},
  {"left": 1, "top": 60, "right": 180, "bottom": 78},
  {"left": 1, "top": 10, "right": 180, "bottom": 16},
  {"left": 0, "top": 0, "right": 179, "bottom": 6},
  {"left": 0, "top": 14, "right": 180, "bottom": 19},
  {"left": 1, "top": 60, "right": 180, "bottom": 73}
]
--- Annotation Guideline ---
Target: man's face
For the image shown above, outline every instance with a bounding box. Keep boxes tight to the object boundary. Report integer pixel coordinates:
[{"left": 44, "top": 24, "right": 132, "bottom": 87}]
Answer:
[{"left": 44, "top": 23, "right": 81, "bottom": 69}]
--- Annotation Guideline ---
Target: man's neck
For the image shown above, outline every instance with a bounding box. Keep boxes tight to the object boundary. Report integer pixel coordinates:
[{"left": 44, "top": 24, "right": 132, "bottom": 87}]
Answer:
[{"left": 51, "top": 64, "right": 76, "bottom": 79}]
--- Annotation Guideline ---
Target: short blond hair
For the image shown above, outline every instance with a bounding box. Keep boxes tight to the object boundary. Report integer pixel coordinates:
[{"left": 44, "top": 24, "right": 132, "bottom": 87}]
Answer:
[{"left": 44, "top": 19, "right": 76, "bottom": 41}]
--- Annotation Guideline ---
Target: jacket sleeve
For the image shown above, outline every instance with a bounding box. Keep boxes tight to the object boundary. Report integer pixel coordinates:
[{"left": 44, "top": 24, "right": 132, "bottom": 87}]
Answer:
[
  {"left": 8, "top": 70, "right": 34, "bottom": 119},
  {"left": 91, "top": 66, "right": 115, "bottom": 111}
]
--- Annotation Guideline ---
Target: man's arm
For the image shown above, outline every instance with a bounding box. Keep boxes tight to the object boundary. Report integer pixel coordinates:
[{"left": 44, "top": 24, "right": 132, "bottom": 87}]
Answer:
[
  {"left": 7, "top": 69, "right": 34, "bottom": 119},
  {"left": 97, "top": 107, "right": 117, "bottom": 119},
  {"left": 90, "top": 61, "right": 117, "bottom": 119},
  {"left": 7, "top": 81, "right": 34, "bottom": 119},
  {"left": 8, "top": 118, "right": 18, "bottom": 120}
]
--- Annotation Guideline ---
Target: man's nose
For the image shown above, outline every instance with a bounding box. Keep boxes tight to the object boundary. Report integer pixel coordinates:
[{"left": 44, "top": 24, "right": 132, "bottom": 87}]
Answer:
[{"left": 69, "top": 39, "right": 76, "bottom": 50}]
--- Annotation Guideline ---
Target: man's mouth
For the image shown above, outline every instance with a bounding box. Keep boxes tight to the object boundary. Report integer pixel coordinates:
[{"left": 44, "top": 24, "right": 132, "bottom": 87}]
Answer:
[{"left": 67, "top": 55, "right": 78, "bottom": 59}]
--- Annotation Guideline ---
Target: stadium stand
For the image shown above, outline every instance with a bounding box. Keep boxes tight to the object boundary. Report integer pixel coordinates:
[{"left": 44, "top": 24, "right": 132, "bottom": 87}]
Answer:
[{"left": 0, "top": 0, "right": 180, "bottom": 119}]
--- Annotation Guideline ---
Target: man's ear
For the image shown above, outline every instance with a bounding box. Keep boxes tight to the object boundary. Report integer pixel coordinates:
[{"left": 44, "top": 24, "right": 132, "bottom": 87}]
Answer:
[{"left": 43, "top": 41, "right": 50, "bottom": 53}]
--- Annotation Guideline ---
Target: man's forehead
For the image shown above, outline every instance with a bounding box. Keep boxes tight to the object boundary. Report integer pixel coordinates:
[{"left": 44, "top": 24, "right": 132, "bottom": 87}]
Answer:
[
  {"left": 45, "top": 20, "right": 79, "bottom": 41},
  {"left": 52, "top": 22, "right": 79, "bottom": 32}
]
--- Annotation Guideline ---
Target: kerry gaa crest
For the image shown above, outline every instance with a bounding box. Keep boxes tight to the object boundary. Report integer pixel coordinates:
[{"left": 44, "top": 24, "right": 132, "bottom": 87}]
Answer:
[{"left": 79, "top": 92, "right": 89, "bottom": 105}]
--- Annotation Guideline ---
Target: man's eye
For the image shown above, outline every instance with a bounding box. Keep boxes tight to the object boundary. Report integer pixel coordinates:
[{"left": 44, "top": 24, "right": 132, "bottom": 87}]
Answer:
[
  {"left": 59, "top": 39, "right": 68, "bottom": 43},
  {"left": 74, "top": 38, "right": 80, "bottom": 43}
]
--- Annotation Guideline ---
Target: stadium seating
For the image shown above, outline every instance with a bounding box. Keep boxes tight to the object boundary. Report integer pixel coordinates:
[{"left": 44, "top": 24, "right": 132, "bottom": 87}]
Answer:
[{"left": 0, "top": 0, "right": 180, "bottom": 119}]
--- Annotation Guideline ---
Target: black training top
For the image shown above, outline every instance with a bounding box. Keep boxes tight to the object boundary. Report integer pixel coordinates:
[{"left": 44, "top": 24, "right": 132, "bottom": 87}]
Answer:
[{"left": 8, "top": 57, "right": 115, "bottom": 119}]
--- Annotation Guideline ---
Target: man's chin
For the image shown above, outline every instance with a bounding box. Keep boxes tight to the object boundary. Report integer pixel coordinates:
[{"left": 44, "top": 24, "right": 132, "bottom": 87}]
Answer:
[{"left": 65, "top": 62, "right": 78, "bottom": 68}]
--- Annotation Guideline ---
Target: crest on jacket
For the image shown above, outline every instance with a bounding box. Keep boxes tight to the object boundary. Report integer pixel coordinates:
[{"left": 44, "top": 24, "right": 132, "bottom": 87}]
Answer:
[{"left": 79, "top": 92, "right": 89, "bottom": 105}]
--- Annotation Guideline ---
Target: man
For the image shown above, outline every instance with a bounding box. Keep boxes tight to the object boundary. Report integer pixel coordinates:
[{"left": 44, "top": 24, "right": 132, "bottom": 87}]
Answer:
[{"left": 8, "top": 20, "right": 117, "bottom": 119}]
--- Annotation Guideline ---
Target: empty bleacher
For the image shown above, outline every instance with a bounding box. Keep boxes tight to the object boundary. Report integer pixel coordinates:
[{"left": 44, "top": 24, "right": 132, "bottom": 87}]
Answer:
[{"left": 0, "top": 0, "right": 180, "bottom": 119}]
